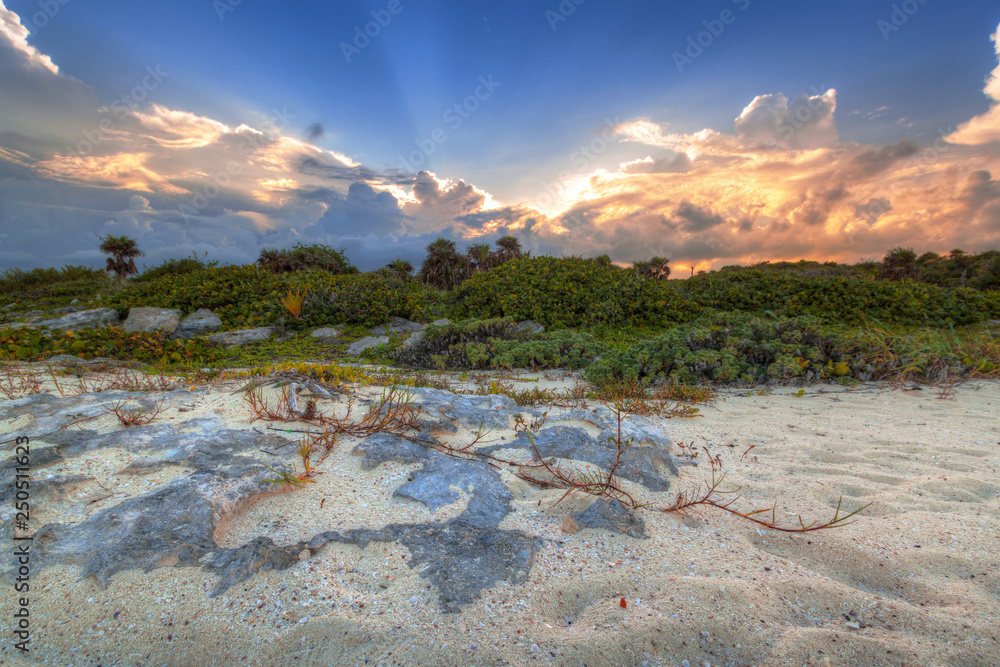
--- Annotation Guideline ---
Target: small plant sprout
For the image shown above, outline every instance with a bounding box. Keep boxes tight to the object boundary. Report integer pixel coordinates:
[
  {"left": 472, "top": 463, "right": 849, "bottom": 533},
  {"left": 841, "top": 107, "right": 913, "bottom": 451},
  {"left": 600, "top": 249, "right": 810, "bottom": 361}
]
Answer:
[{"left": 280, "top": 287, "right": 307, "bottom": 320}]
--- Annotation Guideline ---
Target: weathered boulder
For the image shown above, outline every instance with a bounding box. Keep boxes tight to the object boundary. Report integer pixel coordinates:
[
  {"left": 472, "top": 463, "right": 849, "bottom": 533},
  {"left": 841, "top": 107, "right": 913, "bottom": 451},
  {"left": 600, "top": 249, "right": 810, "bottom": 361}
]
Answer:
[
  {"left": 345, "top": 335, "right": 389, "bottom": 356},
  {"left": 401, "top": 330, "right": 426, "bottom": 349},
  {"left": 571, "top": 499, "right": 647, "bottom": 538},
  {"left": 370, "top": 317, "right": 424, "bottom": 336},
  {"left": 431, "top": 319, "right": 452, "bottom": 327},
  {"left": 207, "top": 327, "right": 274, "bottom": 347},
  {"left": 172, "top": 309, "right": 222, "bottom": 339},
  {"left": 310, "top": 326, "right": 343, "bottom": 341},
  {"left": 123, "top": 307, "right": 182, "bottom": 334},
  {"left": 515, "top": 320, "right": 545, "bottom": 335},
  {"left": 37, "top": 308, "right": 119, "bottom": 332}
]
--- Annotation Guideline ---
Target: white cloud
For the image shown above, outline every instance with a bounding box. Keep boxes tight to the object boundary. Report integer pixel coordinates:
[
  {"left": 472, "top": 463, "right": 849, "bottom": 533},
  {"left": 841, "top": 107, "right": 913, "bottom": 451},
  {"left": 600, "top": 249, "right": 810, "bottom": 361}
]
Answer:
[
  {"left": 946, "top": 22, "right": 1000, "bottom": 144},
  {"left": 0, "top": 2, "right": 57, "bottom": 74},
  {"left": 734, "top": 89, "right": 838, "bottom": 149}
]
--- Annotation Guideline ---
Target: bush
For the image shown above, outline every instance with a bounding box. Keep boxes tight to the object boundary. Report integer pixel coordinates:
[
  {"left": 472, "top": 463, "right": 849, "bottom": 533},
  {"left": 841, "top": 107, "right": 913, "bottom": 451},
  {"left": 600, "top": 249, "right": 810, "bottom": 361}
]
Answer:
[
  {"left": 106, "top": 265, "right": 437, "bottom": 330},
  {"left": 393, "top": 318, "right": 607, "bottom": 370},
  {"left": 681, "top": 270, "right": 1000, "bottom": 326},
  {"left": 585, "top": 312, "right": 849, "bottom": 387},
  {"left": 137, "top": 253, "right": 218, "bottom": 282},
  {"left": 256, "top": 244, "right": 357, "bottom": 275},
  {"left": 0, "top": 265, "right": 110, "bottom": 307},
  {"left": 0, "top": 327, "right": 217, "bottom": 365},
  {"left": 453, "top": 257, "right": 701, "bottom": 328}
]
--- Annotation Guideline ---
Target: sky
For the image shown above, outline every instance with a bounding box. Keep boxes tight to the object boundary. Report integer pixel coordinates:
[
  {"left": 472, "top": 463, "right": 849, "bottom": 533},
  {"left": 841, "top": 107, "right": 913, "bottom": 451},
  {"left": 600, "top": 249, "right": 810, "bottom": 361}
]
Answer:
[{"left": 2, "top": 1, "right": 1000, "bottom": 274}]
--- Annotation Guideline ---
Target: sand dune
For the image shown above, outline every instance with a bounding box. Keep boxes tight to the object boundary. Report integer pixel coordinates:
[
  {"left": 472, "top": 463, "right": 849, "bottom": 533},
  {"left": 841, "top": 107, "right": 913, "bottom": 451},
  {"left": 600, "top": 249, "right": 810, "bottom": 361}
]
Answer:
[{"left": 1, "top": 376, "right": 998, "bottom": 666}]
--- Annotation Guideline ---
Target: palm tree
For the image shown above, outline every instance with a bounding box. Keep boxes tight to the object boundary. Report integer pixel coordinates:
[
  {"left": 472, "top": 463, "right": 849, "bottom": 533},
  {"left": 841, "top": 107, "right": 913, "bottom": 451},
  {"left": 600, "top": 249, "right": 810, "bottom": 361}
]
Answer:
[
  {"left": 648, "top": 256, "right": 671, "bottom": 280},
  {"left": 590, "top": 254, "right": 613, "bottom": 267},
  {"left": 467, "top": 243, "right": 493, "bottom": 273},
  {"left": 419, "top": 237, "right": 464, "bottom": 289},
  {"left": 385, "top": 258, "right": 414, "bottom": 281},
  {"left": 949, "top": 248, "right": 971, "bottom": 286},
  {"left": 879, "top": 247, "right": 920, "bottom": 281},
  {"left": 632, "top": 257, "right": 671, "bottom": 280},
  {"left": 493, "top": 235, "right": 523, "bottom": 264},
  {"left": 99, "top": 235, "right": 144, "bottom": 284}
]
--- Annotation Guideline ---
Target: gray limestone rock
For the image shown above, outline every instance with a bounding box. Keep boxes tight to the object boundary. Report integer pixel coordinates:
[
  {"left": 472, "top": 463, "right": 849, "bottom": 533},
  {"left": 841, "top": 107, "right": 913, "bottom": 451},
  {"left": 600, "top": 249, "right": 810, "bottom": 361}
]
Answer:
[
  {"left": 401, "top": 330, "right": 426, "bottom": 350},
  {"left": 172, "top": 309, "right": 222, "bottom": 339},
  {"left": 480, "top": 424, "right": 676, "bottom": 492},
  {"left": 123, "top": 307, "right": 182, "bottom": 334},
  {"left": 309, "top": 326, "right": 343, "bottom": 341},
  {"left": 36, "top": 307, "right": 119, "bottom": 331},
  {"left": 572, "top": 499, "right": 647, "bottom": 538},
  {"left": 207, "top": 327, "right": 274, "bottom": 347},
  {"left": 1, "top": 384, "right": 671, "bottom": 613},
  {"left": 515, "top": 320, "right": 546, "bottom": 335},
  {"left": 369, "top": 317, "right": 424, "bottom": 336},
  {"left": 406, "top": 386, "right": 539, "bottom": 430},
  {"left": 345, "top": 335, "right": 389, "bottom": 356}
]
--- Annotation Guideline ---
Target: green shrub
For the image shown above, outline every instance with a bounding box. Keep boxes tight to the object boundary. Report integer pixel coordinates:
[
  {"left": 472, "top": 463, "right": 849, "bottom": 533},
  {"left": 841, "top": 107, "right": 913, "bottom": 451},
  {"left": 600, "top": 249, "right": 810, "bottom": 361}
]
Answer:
[
  {"left": 0, "top": 326, "right": 217, "bottom": 365},
  {"left": 256, "top": 243, "right": 358, "bottom": 275},
  {"left": 137, "top": 253, "right": 218, "bottom": 282},
  {"left": 0, "top": 265, "right": 110, "bottom": 307},
  {"left": 106, "top": 265, "right": 436, "bottom": 330},
  {"left": 585, "top": 312, "right": 848, "bottom": 387},
  {"left": 393, "top": 318, "right": 607, "bottom": 370},
  {"left": 453, "top": 257, "right": 701, "bottom": 328},
  {"left": 681, "top": 270, "right": 1000, "bottom": 326}
]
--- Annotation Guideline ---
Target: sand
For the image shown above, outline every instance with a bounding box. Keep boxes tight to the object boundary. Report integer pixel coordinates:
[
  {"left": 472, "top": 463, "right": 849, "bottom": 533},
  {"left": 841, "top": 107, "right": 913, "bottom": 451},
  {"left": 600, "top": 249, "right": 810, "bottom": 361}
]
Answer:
[{"left": 1, "top": 372, "right": 998, "bottom": 667}]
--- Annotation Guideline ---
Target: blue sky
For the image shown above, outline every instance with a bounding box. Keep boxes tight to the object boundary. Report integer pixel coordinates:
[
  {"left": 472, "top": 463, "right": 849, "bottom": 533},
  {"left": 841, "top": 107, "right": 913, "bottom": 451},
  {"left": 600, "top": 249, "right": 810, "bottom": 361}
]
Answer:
[{"left": 3, "top": 0, "right": 1000, "bottom": 272}]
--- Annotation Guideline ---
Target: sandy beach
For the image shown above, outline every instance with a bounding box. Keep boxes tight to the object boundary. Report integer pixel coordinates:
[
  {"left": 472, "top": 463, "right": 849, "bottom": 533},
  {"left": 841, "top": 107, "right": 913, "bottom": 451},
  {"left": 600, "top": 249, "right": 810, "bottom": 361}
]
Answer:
[{"left": 1, "top": 373, "right": 998, "bottom": 667}]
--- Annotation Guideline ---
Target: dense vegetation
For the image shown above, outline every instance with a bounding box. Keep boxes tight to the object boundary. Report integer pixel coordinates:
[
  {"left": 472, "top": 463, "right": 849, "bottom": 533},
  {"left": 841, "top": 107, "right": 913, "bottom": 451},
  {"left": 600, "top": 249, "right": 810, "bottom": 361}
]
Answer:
[{"left": 1, "top": 239, "right": 997, "bottom": 384}]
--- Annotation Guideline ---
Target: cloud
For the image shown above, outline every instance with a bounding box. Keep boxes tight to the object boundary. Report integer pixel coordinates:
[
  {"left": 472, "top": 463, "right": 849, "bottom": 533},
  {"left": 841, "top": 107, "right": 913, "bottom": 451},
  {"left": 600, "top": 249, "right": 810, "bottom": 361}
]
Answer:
[
  {"left": 734, "top": 89, "right": 838, "bottom": 149},
  {"left": 947, "top": 23, "right": 1000, "bottom": 145},
  {"left": 3, "top": 2, "right": 1000, "bottom": 276},
  {"left": 619, "top": 153, "right": 692, "bottom": 174},
  {"left": 0, "top": 2, "right": 57, "bottom": 74}
]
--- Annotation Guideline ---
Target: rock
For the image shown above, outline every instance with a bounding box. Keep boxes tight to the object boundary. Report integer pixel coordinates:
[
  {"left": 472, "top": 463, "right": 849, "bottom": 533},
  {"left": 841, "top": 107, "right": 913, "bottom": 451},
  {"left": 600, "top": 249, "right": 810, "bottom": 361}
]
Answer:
[
  {"left": 406, "top": 387, "right": 532, "bottom": 430},
  {"left": 345, "top": 335, "right": 389, "bottom": 356},
  {"left": 515, "top": 320, "right": 545, "bottom": 335},
  {"left": 401, "top": 330, "right": 426, "bottom": 350},
  {"left": 70, "top": 299, "right": 80, "bottom": 305},
  {"left": 982, "top": 319, "right": 1000, "bottom": 329},
  {"left": 123, "top": 307, "right": 182, "bottom": 334},
  {"left": 431, "top": 319, "right": 452, "bottom": 327},
  {"left": 561, "top": 515, "right": 578, "bottom": 535},
  {"left": 370, "top": 317, "right": 424, "bottom": 336},
  {"left": 310, "top": 326, "right": 343, "bottom": 341},
  {"left": 37, "top": 308, "right": 119, "bottom": 332},
  {"left": 207, "top": 327, "right": 274, "bottom": 347},
  {"left": 571, "top": 499, "right": 647, "bottom": 538},
  {"left": 50, "top": 306, "right": 81, "bottom": 315},
  {"left": 480, "top": 422, "right": 676, "bottom": 492},
  {"left": 171, "top": 309, "right": 222, "bottom": 339}
]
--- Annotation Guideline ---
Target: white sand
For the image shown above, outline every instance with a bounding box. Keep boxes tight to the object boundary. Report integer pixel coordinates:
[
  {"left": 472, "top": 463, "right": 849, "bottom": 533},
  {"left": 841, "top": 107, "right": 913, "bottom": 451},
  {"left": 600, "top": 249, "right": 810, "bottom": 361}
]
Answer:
[{"left": 1, "top": 374, "right": 998, "bottom": 667}]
